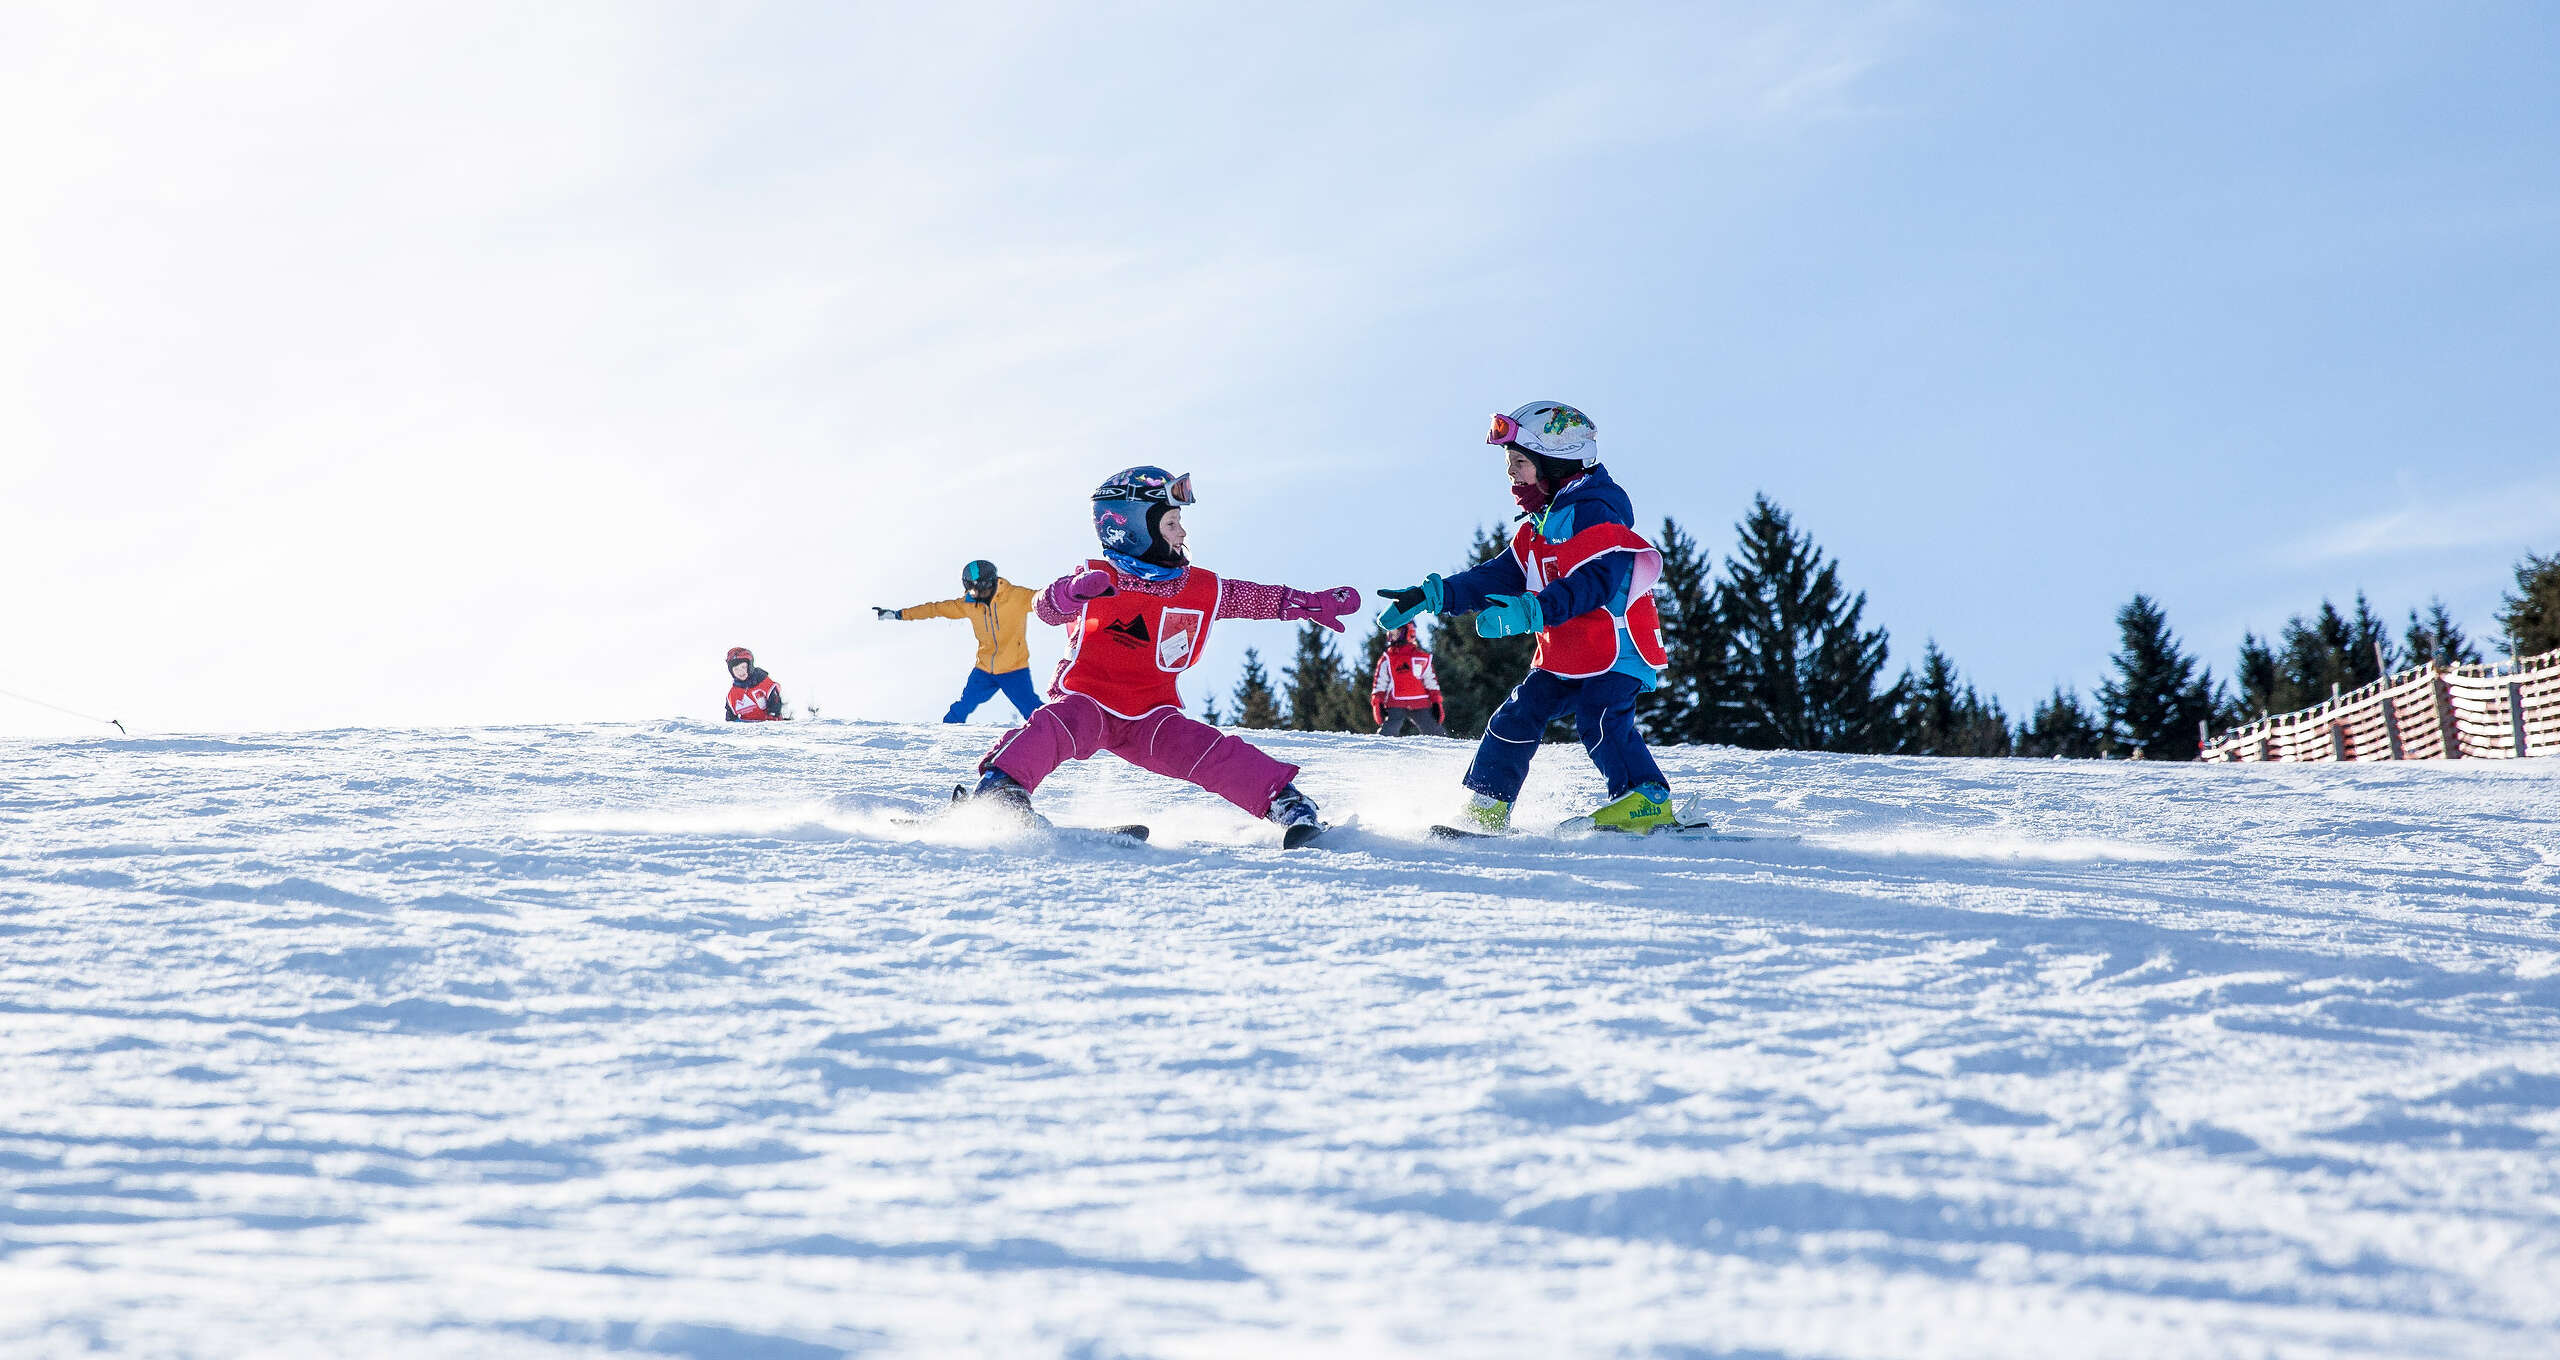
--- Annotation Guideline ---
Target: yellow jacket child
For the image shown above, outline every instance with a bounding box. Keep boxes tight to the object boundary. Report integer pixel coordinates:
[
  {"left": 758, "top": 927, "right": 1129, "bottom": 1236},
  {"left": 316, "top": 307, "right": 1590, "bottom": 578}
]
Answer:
[{"left": 876, "top": 560, "right": 1045, "bottom": 722}]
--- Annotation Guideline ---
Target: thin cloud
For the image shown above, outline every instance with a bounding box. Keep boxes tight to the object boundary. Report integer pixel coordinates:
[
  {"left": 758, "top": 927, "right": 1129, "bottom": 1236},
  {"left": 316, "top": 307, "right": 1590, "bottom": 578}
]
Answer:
[{"left": 2283, "top": 476, "right": 2560, "bottom": 564}]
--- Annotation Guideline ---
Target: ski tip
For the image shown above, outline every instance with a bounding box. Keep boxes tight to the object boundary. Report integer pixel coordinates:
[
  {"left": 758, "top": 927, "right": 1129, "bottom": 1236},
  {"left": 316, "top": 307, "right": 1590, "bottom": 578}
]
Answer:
[
  {"left": 1281, "top": 821, "right": 1328, "bottom": 850},
  {"left": 1427, "top": 824, "right": 1504, "bottom": 841},
  {"left": 1099, "top": 824, "right": 1151, "bottom": 843}
]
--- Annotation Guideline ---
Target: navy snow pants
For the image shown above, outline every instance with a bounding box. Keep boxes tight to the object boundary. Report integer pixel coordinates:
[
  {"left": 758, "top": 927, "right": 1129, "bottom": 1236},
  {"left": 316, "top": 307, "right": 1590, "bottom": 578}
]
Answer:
[
  {"left": 1462, "top": 669, "right": 1666, "bottom": 804},
  {"left": 945, "top": 668, "right": 1044, "bottom": 723}
]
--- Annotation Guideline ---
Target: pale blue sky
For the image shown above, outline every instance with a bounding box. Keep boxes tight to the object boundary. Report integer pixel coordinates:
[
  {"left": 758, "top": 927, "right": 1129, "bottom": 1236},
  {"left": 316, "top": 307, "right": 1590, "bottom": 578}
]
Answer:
[{"left": 5, "top": 2, "right": 2555, "bottom": 736}]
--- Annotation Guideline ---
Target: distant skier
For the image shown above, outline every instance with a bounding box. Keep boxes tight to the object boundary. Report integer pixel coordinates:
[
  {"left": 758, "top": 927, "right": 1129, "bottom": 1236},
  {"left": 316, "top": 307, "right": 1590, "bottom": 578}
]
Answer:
[
  {"left": 1370, "top": 623, "right": 1446, "bottom": 737},
  {"left": 875, "top": 560, "right": 1044, "bottom": 723},
  {"left": 723, "top": 646, "right": 788, "bottom": 722},
  {"left": 960, "top": 466, "right": 1359, "bottom": 844},
  {"left": 1377, "top": 402, "right": 1681, "bottom": 834}
]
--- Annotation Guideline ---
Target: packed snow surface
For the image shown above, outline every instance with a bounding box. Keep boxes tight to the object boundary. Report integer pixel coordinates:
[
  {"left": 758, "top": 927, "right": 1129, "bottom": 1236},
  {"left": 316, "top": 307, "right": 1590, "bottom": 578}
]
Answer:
[{"left": 5, "top": 721, "right": 2559, "bottom": 1358}]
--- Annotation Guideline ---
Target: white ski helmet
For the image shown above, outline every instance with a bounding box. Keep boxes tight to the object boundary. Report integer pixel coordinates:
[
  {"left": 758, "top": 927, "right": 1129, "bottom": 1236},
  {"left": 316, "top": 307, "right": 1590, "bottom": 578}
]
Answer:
[{"left": 1486, "top": 401, "right": 1598, "bottom": 466}]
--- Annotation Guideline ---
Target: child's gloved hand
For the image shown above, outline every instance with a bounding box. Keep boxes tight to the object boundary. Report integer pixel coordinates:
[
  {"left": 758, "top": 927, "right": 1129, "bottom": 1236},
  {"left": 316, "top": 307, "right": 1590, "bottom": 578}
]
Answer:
[
  {"left": 1376, "top": 575, "right": 1443, "bottom": 628},
  {"left": 1475, "top": 592, "right": 1544, "bottom": 640},
  {"left": 1281, "top": 586, "right": 1362, "bottom": 633},
  {"left": 1042, "top": 569, "right": 1117, "bottom": 617},
  {"left": 872, "top": 607, "right": 901, "bottom": 621}
]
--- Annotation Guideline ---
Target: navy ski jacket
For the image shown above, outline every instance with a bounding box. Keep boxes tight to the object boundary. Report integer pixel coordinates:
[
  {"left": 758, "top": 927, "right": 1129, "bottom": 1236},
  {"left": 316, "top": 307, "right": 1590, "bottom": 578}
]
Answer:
[{"left": 1439, "top": 464, "right": 1639, "bottom": 627}]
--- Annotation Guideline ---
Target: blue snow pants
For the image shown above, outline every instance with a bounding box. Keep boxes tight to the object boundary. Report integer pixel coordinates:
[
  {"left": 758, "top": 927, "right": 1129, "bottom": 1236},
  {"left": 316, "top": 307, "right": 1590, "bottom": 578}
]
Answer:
[
  {"left": 945, "top": 668, "right": 1044, "bottom": 723},
  {"left": 1462, "top": 669, "right": 1667, "bottom": 804}
]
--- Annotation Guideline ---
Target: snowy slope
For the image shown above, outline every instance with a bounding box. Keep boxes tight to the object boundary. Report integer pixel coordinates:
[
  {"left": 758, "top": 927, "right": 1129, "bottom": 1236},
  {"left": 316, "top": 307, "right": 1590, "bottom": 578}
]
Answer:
[{"left": 3, "top": 721, "right": 2558, "bottom": 1359}]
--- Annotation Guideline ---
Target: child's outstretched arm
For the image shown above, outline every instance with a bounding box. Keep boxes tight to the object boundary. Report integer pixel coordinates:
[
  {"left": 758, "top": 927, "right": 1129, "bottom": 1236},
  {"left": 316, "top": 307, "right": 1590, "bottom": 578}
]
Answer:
[
  {"left": 1034, "top": 567, "right": 1117, "bottom": 626},
  {"left": 1217, "top": 579, "right": 1361, "bottom": 633},
  {"left": 1530, "top": 552, "right": 1636, "bottom": 627},
  {"left": 1379, "top": 547, "right": 1523, "bottom": 627},
  {"left": 880, "top": 595, "right": 967, "bottom": 622}
]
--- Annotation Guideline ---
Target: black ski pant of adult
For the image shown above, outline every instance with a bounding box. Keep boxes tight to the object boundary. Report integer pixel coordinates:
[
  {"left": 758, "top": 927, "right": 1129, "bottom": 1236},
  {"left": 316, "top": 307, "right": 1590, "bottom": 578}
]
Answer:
[{"left": 1377, "top": 705, "right": 1446, "bottom": 738}]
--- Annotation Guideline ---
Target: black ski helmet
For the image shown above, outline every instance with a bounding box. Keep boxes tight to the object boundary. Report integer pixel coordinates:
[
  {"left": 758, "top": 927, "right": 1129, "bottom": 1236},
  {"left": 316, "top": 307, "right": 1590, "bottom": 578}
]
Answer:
[{"left": 962, "top": 560, "right": 998, "bottom": 602}]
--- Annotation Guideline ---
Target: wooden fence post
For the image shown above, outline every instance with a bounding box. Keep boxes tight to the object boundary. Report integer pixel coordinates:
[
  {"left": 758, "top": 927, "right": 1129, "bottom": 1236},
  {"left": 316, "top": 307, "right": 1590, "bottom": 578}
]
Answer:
[
  {"left": 2328, "top": 720, "right": 2346, "bottom": 762},
  {"left": 2433, "top": 667, "right": 2461, "bottom": 759},
  {"left": 2379, "top": 687, "right": 2404, "bottom": 759},
  {"left": 2514, "top": 681, "right": 2532, "bottom": 758}
]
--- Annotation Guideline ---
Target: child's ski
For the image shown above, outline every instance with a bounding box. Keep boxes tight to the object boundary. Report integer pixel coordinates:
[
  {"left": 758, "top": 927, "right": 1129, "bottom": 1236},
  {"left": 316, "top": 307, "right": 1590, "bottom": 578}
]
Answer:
[
  {"left": 896, "top": 812, "right": 1150, "bottom": 844},
  {"left": 1281, "top": 821, "right": 1330, "bottom": 850},
  {"left": 914, "top": 787, "right": 1150, "bottom": 843},
  {"left": 1427, "top": 819, "right": 1749, "bottom": 844}
]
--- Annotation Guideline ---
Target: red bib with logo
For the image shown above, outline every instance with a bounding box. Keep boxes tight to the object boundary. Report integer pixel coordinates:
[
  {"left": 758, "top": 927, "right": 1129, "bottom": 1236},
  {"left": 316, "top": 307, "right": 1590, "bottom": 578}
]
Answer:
[
  {"left": 1054, "top": 561, "right": 1223, "bottom": 717},
  {"left": 727, "top": 676, "right": 782, "bottom": 721},
  {"left": 1511, "top": 521, "right": 1669, "bottom": 677},
  {"left": 1377, "top": 645, "right": 1438, "bottom": 703}
]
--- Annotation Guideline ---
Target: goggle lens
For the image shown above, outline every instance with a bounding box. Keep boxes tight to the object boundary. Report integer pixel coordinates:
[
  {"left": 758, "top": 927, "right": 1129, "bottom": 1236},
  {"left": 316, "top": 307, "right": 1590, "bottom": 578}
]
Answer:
[
  {"left": 1486, "top": 413, "right": 1522, "bottom": 446},
  {"left": 1168, "top": 473, "right": 1195, "bottom": 506}
]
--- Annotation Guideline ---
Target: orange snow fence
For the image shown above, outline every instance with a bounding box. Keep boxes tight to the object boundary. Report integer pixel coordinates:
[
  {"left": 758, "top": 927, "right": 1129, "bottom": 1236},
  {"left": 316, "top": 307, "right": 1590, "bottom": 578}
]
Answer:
[{"left": 2201, "top": 648, "right": 2560, "bottom": 762}]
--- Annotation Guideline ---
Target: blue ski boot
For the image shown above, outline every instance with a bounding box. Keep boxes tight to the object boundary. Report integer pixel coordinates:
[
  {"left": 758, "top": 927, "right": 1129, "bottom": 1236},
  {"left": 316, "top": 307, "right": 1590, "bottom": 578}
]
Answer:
[
  {"left": 956, "top": 767, "right": 1039, "bottom": 822},
  {"left": 1265, "top": 783, "right": 1325, "bottom": 848}
]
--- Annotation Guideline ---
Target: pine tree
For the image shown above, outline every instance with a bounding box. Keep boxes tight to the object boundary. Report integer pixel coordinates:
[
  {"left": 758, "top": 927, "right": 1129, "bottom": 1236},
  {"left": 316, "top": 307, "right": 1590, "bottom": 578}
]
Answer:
[
  {"left": 1230, "top": 648, "right": 1282, "bottom": 729},
  {"left": 2277, "top": 600, "right": 2355, "bottom": 708},
  {"left": 2498, "top": 550, "right": 2560, "bottom": 658},
  {"left": 1898, "top": 641, "right": 2012, "bottom": 757},
  {"left": 1636, "top": 516, "right": 1726, "bottom": 745},
  {"left": 2098, "top": 594, "right": 2221, "bottom": 760},
  {"left": 2235, "top": 632, "right": 2281, "bottom": 716},
  {"left": 1428, "top": 525, "right": 1537, "bottom": 738},
  {"left": 1281, "top": 623, "right": 1364, "bottom": 731},
  {"left": 2346, "top": 591, "right": 2394, "bottom": 685},
  {"left": 2015, "top": 686, "right": 2106, "bottom": 758},
  {"left": 2403, "top": 598, "right": 2483, "bottom": 667},
  {"left": 1716, "top": 495, "right": 1903, "bottom": 753},
  {"left": 1201, "top": 695, "right": 1223, "bottom": 726}
]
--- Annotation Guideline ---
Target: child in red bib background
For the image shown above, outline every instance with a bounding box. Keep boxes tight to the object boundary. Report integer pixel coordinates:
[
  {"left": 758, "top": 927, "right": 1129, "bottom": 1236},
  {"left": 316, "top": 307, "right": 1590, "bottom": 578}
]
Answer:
[
  {"left": 963, "top": 466, "right": 1358, "bottom": 838},
  {"left": 1370, "top": 623, "right": 1445, "bottom": 737},
  {"left": 1378, "top": 401, "right": 1679, "bottom": 834},
  {"left": 722, "top": 646, "right": 787, "bottom": 722}
]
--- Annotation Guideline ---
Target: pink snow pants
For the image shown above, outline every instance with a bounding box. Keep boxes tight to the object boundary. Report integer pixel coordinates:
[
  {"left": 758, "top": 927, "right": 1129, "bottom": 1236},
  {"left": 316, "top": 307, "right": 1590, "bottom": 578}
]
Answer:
[{"left": 981, "top": 693, "right": 1297, "bottom": 816}]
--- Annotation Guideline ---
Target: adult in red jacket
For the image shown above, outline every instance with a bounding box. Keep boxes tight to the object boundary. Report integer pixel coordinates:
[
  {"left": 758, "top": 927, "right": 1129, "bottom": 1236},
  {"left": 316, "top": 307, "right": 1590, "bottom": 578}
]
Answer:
[
  {"left": 723, "top": 646, "right": 787, "bottom": 722},
  {"left": 1371, "top": 623, "right": 1445, "bottom": 737}
]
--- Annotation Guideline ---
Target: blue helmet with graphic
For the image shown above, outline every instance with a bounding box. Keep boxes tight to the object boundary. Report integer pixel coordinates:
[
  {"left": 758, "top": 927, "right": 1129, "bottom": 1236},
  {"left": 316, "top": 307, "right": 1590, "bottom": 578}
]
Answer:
[{"left": 1091, "top": 466, "right": 1196, "bottom": 567}]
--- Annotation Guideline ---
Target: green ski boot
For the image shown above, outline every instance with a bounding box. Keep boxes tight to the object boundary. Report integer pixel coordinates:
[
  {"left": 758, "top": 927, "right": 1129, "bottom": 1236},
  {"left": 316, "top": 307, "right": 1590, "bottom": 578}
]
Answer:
[
  {"left": 1587, "top": 783, "right": 1680, "bottom": 834},
  {"left": 1458, "top": 792, "right": 1512, "bottom": 833}
]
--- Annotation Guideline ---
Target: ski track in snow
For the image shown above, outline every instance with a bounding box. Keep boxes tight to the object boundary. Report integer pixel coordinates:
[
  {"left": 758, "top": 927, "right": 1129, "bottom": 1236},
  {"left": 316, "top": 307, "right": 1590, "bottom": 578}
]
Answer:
[{"left": 3, "top": 721, "right": 2558, "bottom": 1358}]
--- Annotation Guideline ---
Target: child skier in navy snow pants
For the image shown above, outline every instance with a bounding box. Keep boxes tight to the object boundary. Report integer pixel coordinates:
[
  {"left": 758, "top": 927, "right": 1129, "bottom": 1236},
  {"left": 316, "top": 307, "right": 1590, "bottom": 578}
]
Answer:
[{"left": 1378, "top": 401, "right": 1681, "bottom": 835}]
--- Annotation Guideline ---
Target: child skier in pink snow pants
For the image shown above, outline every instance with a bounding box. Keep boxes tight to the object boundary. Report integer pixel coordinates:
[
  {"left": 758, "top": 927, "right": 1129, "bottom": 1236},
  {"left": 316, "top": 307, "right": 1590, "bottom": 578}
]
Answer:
[{"left": 964, "top": 466, "right": 1358, "bottom": 836}]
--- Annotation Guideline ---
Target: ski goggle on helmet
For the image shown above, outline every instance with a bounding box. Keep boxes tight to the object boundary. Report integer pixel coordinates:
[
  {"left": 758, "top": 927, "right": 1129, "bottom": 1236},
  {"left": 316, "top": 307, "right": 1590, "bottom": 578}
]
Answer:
[
  {"left": 962, "top": 559, "right": 998, "bottom": 600},
  {"left": 1090, "top": 467, "right": 1195, "bottom": 508},
  {"left": 1485, "top": 401, "right": 1598, "bottom": 467}
]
